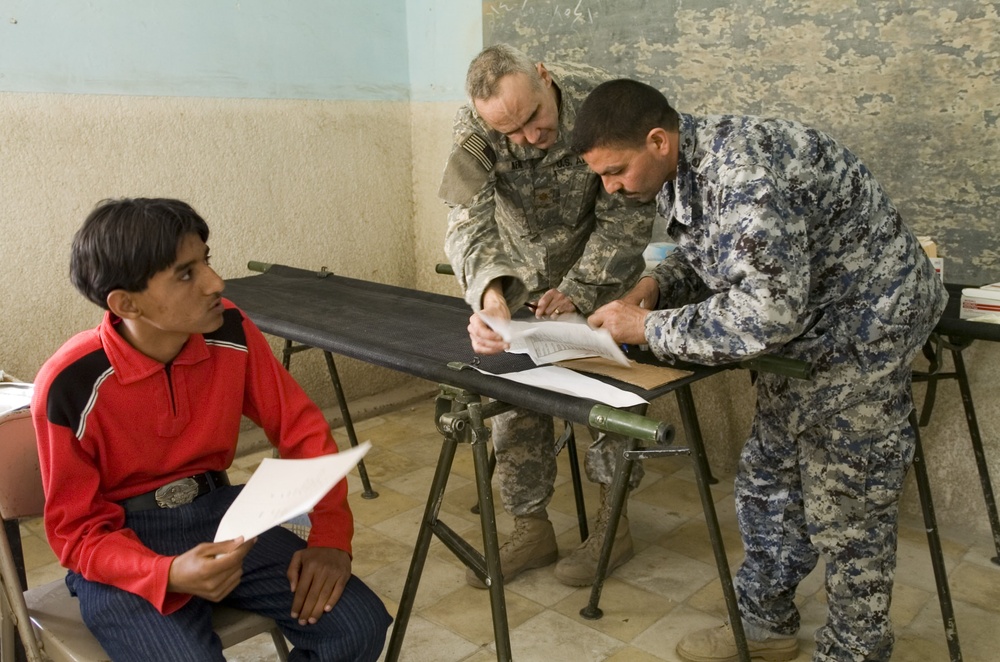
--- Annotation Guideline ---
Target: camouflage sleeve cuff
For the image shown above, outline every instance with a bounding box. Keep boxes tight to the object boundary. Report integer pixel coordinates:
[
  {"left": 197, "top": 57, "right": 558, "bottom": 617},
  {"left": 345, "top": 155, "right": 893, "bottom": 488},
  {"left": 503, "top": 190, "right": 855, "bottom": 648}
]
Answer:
[
  {"left": 556, "top": 279, "right": 596, "bottom": 316},
  {"left": 643, "top": 310, "right": 678, "bottom": 364},
  {"left": 466, "top": 266, "right": 528, "bottom": 312}
]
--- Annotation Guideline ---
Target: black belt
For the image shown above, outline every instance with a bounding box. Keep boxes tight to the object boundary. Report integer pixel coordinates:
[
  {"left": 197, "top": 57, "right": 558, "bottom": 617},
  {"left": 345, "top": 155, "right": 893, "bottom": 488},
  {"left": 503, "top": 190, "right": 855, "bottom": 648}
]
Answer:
[{"left": 119, "top": 471, "right": 230, "bottom": 512}]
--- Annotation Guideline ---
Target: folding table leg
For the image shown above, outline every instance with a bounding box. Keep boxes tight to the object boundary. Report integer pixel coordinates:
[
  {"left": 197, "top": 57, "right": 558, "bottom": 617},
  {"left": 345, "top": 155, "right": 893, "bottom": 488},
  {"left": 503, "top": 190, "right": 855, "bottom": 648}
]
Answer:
[
  {"left": 909, "top": 408, "right": 963, "bottom": 661},
  {"left": 915, "top": 335, "right": 1000, "bottom": 565},
  {"left": 950, "top": 347, "right": 1000, "bottom": 564},
  {"left": 278, "top": 340, "right": 377, "bottom": 498},
  {"left": 465, "top": 399, "right": 512, "bottom": 662},
  {"left": 321, "top": 351, "right": 377, "bottom": 498},
  {"left": 471, "top": 420, "right": 589, "bottom": 542},
  {"left": 384, "top": 405, "right": 462, "bottom": 662},
  {"left": 579, "top": 387, "right": 747, "bottom": 661},
  {"left": 675, "top": 385, "right": 749, "bottom": 662},
  {"left": 386, "top": 390, "right": 513, "bottom": 662},
  {"left": 559, "top": 421, "right": 590, "bottom": 542},
  {"left": 580, "top": 435, "right": 636, "bottom": 620},
  {"left": 2, "top": 519, "right": 29, "bottom": 662}
]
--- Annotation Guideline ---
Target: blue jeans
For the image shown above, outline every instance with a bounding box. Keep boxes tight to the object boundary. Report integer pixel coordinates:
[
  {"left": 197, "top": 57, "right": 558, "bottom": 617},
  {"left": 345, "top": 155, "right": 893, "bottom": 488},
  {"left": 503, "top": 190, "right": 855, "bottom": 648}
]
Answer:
[{"left": 67, "top": 486, "right": 391, "bottom": 661}]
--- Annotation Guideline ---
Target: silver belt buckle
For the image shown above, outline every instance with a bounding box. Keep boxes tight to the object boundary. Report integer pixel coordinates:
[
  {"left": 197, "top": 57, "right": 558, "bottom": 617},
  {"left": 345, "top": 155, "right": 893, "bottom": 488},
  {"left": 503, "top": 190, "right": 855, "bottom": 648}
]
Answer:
[{"left": 154, "top": 477, "right": 200, "bottom": 508}]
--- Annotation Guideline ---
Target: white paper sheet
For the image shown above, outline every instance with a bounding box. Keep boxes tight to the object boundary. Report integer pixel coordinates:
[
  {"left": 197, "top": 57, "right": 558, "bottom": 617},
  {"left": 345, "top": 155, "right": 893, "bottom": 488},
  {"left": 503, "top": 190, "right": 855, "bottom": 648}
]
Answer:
[
  {"left": 477, "top": 313, "right": 629, "bottom": 366},
  {"left": 0, "top": 382, "right": 33, "bottom": 417},
  {"left": 474, "top": 365, "right": 647, "bottom": 408},
  {"left": 214, "top": 441, "right": 370, "bottom": 543}
]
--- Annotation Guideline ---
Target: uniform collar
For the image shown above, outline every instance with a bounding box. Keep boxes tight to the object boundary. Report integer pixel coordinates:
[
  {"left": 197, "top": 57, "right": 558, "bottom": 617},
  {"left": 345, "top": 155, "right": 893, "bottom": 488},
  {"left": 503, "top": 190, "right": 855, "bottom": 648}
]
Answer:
[
  {"left": 656, "top": 113, "right": 698, "bottom": 230},
  {"left": 99, "top": 312, "right": 211, "bottom": 385}
]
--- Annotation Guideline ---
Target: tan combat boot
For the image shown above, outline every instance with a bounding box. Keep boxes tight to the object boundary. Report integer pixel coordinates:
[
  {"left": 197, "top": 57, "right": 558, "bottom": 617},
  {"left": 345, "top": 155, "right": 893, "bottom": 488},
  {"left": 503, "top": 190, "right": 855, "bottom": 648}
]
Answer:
[
  {"left": 554, "top": 484, "right": 634, "bottom": 586},
  {"left": 466, "top": 512, "right": 558, "bottom": 589},
  {"left": 676, "top": 623, "right": 799, "bottom": 662}
]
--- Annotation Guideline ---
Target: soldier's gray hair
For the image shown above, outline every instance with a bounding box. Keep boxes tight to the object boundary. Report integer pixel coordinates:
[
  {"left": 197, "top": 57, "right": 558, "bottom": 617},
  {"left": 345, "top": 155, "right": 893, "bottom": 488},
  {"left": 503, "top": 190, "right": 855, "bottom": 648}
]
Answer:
[{"left": 466, "top": 44, "right": 541, "bottom": 101}]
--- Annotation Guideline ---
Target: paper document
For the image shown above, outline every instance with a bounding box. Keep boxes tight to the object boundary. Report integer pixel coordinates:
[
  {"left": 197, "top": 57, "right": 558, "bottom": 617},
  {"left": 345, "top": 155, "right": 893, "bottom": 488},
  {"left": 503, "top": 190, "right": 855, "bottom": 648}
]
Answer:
[
  {"left": 477, "top": 312, "right": 629, "bottom": 367},
  {"left": 474, "top": 365, "right": 647, "bottom": 408},
  {"left": 214, "top": 441, "right": 370, "bottom": 542},
  {"left": 0, "top": 381, "right": 33, "bottom": 417}
]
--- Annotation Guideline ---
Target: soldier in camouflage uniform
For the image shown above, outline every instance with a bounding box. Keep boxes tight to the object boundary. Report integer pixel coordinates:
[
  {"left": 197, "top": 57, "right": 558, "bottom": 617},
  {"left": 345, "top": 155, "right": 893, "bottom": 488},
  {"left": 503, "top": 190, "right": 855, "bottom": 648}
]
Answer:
[
  {"left": 439, "top": 45, "right": 655, "bottom": 588},
  {"left": 574, "top": 80, "right": 946, "bottom": 661}
]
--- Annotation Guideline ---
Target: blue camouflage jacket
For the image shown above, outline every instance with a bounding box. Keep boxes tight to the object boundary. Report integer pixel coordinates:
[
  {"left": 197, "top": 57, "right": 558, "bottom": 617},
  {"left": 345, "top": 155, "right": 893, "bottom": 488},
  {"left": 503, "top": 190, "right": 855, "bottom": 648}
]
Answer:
[{"left": 645, "top": 113, "right": 946, "bottom": 370}]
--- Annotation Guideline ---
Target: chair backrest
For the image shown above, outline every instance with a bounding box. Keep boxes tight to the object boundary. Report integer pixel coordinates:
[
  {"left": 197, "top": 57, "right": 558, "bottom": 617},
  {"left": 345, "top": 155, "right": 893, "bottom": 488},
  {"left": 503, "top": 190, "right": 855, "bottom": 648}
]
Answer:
[
  {"left": 0, "top": 408, "right": 290, "bottom": 662},
  {"left": 0, "top": 409, "right": 45, "bottom": 521},
  {"left": 0, "top": 409, "right": 49, "bottom": 662}
]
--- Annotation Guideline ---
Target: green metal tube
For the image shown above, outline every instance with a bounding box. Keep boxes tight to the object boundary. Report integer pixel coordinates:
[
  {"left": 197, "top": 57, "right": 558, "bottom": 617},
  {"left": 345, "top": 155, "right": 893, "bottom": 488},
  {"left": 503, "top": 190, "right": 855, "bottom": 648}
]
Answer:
[
  {"left": 740, "top": 355, "right": 812, "bottom": 380},
  {"left": 588, "top": 405, "right": 674, "bottom": 445},
  {"left": 247, "top": 260, "right": 273, "bottom": 273}
]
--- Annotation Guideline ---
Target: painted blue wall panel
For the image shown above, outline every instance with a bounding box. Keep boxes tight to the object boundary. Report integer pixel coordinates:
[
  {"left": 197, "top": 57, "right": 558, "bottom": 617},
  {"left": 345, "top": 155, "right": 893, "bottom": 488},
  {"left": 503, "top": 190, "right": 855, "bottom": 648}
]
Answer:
[
  {"left": 406, "top": 0, "right": 482, "bottom": 102},
  {"left": 0, "top": 0, "right": 412, "bottom": 100}
]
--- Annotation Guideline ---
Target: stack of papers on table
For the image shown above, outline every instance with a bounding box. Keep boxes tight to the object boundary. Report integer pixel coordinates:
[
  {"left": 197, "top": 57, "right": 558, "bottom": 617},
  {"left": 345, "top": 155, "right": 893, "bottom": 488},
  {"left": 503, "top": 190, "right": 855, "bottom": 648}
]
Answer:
[
  {"left": 960, "top": 283, "right": 1000, "bottom": 323},
  {"left": 478, "top": 312, "right": 629, "bottom": 366},
  {"left": 474, "top": 312, "right": 689, "bottom": 407}
]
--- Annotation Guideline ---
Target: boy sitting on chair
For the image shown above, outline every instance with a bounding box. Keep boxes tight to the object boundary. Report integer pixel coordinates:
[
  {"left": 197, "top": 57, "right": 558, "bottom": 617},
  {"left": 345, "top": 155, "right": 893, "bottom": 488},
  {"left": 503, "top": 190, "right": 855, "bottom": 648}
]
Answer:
[{"left": 31, "top": 198, "right": 391, "bottom": 661}]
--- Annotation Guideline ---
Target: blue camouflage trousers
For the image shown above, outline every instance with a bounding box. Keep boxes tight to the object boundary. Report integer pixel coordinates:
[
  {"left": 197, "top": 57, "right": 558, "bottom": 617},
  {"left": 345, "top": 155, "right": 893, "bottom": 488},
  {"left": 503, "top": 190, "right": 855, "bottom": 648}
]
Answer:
[
  {"left": 734, "top": 322, "right": 930, "bottom": 661},
  {"left": 492, "top": 407, "right": 644, "bottom": 516}
]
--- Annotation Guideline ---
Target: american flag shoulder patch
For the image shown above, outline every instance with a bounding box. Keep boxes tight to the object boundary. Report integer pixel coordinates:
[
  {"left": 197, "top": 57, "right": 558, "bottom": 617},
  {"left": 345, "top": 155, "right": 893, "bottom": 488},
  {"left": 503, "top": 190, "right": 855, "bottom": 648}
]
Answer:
[{"left": 460, "top": 133, "right": 496, "bottom": 172}]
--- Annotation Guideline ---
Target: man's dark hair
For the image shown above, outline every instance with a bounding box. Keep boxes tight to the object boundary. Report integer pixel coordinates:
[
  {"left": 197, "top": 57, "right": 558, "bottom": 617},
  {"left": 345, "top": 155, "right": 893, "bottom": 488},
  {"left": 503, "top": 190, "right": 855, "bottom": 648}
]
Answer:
[
  {"left": 571, "top": 79, "right": 680, "bottom": 154},
  {"left": 70, "top": 198, "right": 210, "bottom": 309}
]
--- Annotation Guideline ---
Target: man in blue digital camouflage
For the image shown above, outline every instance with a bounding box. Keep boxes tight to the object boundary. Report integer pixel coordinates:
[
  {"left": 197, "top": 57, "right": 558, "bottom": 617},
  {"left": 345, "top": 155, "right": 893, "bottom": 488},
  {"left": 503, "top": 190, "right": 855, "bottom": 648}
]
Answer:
[
  {"left": 439, "top": 45, "right": 655, "bottom": 588},
  {"left": 573, "top": 79, "right": 946, "bottom": 662}
]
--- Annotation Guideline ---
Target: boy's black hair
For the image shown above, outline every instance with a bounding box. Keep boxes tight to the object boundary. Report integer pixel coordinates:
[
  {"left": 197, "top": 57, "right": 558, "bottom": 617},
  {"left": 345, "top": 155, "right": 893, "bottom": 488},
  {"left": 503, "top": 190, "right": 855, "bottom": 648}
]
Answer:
[
  {"left": 571, "top": 78, "right": 680, "bottom": 154},
  {"left": 70, "top": 198, "right": 210, "bottom": 309}
]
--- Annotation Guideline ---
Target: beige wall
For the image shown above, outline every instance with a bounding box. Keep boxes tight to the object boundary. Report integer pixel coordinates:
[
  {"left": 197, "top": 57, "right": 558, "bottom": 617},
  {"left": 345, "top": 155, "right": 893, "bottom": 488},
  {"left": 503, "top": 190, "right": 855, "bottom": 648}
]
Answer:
[
  {"left": 0, "top": 92, "right": 416, "bottom": 400},
  {"left": 410, "top": 100, "right": 464, "bottom": 299},
  {"left": 3, "top": 89, "right": 998, "bottom": 541}
]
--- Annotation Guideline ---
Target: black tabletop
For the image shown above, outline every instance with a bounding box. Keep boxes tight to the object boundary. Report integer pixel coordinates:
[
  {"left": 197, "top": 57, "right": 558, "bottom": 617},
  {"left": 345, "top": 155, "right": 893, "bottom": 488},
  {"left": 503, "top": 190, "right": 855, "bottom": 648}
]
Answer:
[{"left": 223, "top": 264, "right": 715, "bottom": 429}]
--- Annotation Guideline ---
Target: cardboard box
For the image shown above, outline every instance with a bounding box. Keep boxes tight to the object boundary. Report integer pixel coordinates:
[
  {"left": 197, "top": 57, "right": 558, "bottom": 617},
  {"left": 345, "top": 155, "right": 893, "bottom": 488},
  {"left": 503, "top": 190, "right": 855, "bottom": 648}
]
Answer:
[
  {"left": 917, "top": 236, "right": 943, "bottom": 280},
  {"left": 917, "top": 236, "right": 938, "bottom": 258},
  {"left": 960, "top": 287, "right": 1000, "bottom": 322}
]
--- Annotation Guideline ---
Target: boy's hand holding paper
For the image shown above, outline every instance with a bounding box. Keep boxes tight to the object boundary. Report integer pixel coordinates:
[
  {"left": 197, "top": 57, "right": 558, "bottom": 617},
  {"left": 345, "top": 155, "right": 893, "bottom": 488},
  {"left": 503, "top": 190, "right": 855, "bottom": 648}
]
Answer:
[{"left": 214, "top": 442, "right": 370, "bottom": 543}]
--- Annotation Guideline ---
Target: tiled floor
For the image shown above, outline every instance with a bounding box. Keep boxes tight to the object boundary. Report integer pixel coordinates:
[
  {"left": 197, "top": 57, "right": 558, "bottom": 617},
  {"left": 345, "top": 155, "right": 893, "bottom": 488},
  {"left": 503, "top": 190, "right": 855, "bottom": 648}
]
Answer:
[{"left": 18, "top": 395, "right": 1000, "bottom": 661}]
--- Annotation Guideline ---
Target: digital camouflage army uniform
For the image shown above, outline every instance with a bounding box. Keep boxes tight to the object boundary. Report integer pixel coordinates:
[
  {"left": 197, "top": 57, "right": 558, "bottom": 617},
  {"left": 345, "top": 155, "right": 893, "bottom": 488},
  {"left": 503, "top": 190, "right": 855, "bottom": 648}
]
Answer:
[
  {"left": 644, "top": 113, "right": 946, "bottom": 661},
  {"left": 439, "top": 62, "right": 655, "bottom": 517}
]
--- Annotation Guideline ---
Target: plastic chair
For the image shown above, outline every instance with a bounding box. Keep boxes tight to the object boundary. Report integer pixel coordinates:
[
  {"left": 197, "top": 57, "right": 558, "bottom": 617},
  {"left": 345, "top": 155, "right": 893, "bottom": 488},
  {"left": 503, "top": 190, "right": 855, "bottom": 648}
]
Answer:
[{"left": 0, "top": 409, "right": 291, "bottom": 662}]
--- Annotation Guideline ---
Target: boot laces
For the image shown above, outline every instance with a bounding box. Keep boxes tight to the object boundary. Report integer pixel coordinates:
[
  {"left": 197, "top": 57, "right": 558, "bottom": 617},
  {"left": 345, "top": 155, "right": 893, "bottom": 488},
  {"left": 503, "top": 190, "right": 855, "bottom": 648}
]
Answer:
[
  {"left": 504, "top": 517, "right": 540, "bottom": 548},
  {"left": 580, "top": 488, "right": 626, "bottom": 555}
]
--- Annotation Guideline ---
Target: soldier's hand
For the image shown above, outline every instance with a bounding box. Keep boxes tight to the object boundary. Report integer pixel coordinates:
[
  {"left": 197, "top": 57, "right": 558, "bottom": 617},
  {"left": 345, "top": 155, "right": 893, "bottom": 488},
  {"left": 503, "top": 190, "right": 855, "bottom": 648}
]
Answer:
[
  {"left": 588, "top": 300, "right": 649, "bottom": 345},
  {"left": 533, "top": 289, "right": 576, "bottom": 318},
  {"left": 620, "top": 277, "right": 659, "bottom": 310},
  {"left": 470, "top": 286, "right": 511, "bottom": 354},
  {"left": 468, "top": 311, "right": 509, "bottom": 354}
]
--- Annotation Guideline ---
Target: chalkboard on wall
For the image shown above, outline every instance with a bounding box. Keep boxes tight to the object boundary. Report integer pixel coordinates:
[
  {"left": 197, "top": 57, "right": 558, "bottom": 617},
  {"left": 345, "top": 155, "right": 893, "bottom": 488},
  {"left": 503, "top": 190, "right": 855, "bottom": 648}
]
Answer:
[{"left": 483, "top": 0, "right": 1000, "bottom": 283}]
